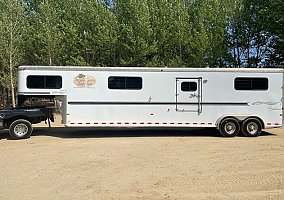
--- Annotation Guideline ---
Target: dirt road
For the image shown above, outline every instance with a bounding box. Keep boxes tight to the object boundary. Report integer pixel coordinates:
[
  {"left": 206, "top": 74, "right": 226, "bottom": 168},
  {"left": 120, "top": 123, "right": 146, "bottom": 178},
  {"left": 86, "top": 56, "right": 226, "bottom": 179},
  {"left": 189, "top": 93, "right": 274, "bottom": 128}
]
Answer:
[{"left": 0, "top": 126, "right": 284, "bottom": 200}]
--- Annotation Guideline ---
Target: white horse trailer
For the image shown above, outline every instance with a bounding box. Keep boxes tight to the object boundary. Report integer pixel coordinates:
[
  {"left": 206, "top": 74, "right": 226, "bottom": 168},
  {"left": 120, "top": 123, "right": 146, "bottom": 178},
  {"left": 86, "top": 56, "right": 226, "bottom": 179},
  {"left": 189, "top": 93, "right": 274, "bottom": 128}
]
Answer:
[{"left": 17, "top": 66, "right": 284, "bottom": 137}]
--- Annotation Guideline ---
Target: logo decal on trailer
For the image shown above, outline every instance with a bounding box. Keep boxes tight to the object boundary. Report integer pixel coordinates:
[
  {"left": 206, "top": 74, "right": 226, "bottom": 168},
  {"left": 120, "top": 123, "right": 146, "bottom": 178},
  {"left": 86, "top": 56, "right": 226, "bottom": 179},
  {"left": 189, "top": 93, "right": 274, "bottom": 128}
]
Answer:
[{"left": 73, "top": 74, "right": 96, "bottom": 88}]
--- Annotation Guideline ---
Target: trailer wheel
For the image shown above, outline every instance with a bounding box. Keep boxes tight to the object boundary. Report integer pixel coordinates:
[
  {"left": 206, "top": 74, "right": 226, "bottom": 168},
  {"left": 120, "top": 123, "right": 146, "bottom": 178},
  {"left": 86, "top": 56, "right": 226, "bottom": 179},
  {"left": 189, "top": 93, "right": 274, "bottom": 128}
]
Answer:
[
  {"left": 219, "top": 118, "right": 240, "bottom": 137},
  {"left": 9, "top": 119, "right": 33, "bottom": 139},
  {"left": 241, "top": 118, "right": 262, "bottom": 137}
]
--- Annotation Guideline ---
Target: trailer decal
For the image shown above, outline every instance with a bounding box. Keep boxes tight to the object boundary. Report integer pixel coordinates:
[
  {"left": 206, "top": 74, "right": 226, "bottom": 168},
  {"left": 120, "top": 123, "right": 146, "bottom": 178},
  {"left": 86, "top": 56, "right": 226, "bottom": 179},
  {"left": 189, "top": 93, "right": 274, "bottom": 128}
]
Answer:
[{"left": 73, "top": 74, "right": 96, "bottom": 88}]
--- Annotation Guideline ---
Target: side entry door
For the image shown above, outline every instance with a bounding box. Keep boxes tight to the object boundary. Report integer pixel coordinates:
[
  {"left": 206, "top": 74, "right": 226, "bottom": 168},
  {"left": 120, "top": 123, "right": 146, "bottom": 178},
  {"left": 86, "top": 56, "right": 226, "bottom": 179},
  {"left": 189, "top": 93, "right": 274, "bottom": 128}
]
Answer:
[{"left": 175, "top": 78, "right": 202, "bottom": 114}]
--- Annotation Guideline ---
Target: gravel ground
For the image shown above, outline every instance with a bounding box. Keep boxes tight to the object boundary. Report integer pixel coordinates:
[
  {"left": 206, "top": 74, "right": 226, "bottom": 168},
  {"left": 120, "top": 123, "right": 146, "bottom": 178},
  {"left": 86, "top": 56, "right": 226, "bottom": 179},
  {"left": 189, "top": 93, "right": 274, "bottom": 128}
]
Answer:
[{"left": 0, "top": 120, "right": 283, "bottom": 200}]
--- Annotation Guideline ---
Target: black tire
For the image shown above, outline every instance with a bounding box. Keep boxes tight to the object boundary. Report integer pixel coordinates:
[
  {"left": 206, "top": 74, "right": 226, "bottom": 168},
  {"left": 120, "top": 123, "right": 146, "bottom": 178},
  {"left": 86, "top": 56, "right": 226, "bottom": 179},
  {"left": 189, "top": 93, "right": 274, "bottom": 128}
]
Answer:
[
  {"left": 219, "top": 118, "right": 240, "bottom": 137},
  {"left": 9, "top": 119, "right": 33, "bottom": 139},
  {"left": 241, "top": 118, "right": 262, "bottom": 137}
]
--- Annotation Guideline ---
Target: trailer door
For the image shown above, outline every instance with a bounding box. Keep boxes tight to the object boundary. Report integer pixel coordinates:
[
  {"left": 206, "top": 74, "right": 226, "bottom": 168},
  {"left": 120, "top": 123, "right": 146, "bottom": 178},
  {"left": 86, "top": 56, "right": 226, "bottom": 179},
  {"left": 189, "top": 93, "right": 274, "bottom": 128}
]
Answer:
[{"left": 175, "top": 77, "right": 202, "bottom": 114}]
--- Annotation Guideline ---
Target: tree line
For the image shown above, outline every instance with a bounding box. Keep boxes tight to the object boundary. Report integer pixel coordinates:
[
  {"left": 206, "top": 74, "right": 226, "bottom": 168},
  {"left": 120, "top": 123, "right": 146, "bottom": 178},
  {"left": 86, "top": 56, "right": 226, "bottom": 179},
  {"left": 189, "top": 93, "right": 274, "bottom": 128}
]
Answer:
[{"left": 0, "top": 0, "right": 283, "bottom": 107}]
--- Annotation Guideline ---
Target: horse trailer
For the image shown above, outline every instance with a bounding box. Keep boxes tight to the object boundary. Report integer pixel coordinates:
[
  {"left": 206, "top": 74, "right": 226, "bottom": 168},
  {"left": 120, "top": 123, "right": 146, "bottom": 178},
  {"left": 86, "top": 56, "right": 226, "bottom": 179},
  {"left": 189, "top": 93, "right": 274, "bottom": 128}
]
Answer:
[{"left": 15, "top": 66, "right": 283, "bottom": 138}]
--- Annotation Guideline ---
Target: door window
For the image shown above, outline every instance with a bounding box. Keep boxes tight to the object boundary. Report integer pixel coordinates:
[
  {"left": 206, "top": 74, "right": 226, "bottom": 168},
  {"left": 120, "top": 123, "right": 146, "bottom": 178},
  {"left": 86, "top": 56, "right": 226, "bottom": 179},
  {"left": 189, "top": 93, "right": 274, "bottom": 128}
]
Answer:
[{"left": 181, "top": 82, "right": 197, "bottom": 92}]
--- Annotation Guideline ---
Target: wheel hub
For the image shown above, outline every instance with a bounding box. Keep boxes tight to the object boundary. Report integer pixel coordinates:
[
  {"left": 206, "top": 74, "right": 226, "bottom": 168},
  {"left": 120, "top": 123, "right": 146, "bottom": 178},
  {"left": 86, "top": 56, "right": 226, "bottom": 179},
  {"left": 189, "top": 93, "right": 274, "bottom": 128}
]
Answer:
[
  {"left": 247, "top": 122, "right": 258, "bottom": 134},
  {"left": 14, "top": 123, "right": 28, "bottom": 136},
  {"left": 225, "top": 122, "right": 236, "bottom": 134}
]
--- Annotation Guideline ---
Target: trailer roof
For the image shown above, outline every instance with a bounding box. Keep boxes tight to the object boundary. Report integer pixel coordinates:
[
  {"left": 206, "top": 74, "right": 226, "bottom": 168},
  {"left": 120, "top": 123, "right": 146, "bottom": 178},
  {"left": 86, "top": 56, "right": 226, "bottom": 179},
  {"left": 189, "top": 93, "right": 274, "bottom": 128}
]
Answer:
[{"left": 19, "top": 66, "right": 284, "bottom": 73}]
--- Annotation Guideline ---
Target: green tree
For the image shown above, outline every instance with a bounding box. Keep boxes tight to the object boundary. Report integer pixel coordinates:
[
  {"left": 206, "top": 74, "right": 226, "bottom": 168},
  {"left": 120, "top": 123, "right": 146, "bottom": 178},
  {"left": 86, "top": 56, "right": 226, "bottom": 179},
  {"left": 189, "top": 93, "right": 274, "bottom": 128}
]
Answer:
[
  {"left": 76, "top": 0, "right": 118, "bottom": 66},
  {"left": 25, "top": 0, "right": 118, "bottom": 67},
  {"left": 257, "top": 0, "right": 284, "bottom": 66},
  {"left": 0, "top": 0, "right": 27, "bottom": 107},
  {"left": 148, "top": 0, "right": 191, "bottom": 67},
  {"left": 189, "top": 0, "right": 238, "bottom": 67},
  {"left": 26, "top": 0, "right": 63, "bottom": 66},
  {"left": 115, "top": 0, "right": 156, "bottom": 66},
  {"left": 226, "top": 0, "right": 283, "bottom": 67}
]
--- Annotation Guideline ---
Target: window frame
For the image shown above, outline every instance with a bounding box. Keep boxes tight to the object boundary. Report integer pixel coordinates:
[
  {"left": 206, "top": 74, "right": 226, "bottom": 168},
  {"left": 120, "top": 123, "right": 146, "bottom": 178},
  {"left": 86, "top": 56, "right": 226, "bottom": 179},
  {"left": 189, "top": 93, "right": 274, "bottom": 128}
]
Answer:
[
  {"left": 234, "top": 77, "right": 268, "bottom": 91},
  {"left": 27, "top": 75, "right": 62, "bottom": 89},
  {"left": 181, "top": 81, "right": 198, "bottom": 92},
  {"left": 108, "top": 76, "right": 143, "bottom": 90}
]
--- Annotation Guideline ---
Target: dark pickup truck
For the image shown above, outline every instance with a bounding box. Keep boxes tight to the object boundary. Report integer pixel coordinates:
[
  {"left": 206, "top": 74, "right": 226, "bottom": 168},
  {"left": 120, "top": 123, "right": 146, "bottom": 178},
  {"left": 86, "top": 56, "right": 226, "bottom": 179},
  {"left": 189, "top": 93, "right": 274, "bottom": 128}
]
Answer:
[{"left": 0, "top": 107, "right": 54, "bottom": 139}]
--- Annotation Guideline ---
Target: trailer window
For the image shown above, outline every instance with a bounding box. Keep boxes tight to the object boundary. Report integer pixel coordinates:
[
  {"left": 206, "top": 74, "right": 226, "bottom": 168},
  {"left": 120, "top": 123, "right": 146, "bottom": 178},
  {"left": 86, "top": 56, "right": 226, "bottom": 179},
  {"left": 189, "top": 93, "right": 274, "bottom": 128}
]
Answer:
[
  {"left": 27, "top": 76, "right": 62, "bottom": 89},
  {"left": 234, "top": 78, "right": 268, "bottom": 90},
  {"left": 108, "top": 76, "right": 142, "bottom": 90},
  {"left": 181, "top": 82, "right": 197, "bottom": 92}
]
